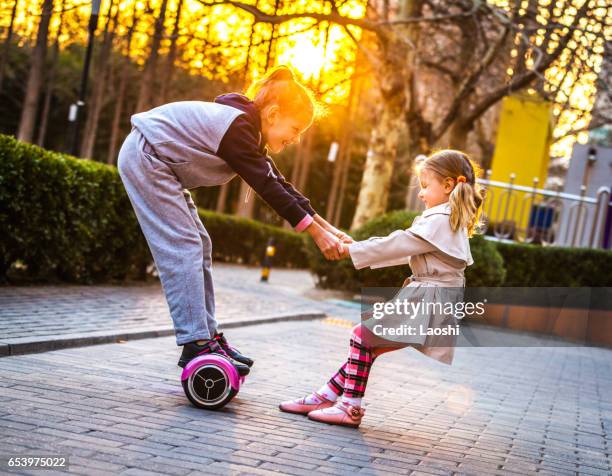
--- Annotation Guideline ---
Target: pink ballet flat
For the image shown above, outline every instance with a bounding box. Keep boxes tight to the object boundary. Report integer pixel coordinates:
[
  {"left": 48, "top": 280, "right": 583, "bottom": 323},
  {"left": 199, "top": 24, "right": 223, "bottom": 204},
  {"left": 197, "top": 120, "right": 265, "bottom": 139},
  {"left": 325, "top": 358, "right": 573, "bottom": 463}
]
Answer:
[
  {"left": 279, "top": 392, "right": 335, "bottom": 415},
  {"left": 307, "top": 402, "right": 365, "bottom": 428}
]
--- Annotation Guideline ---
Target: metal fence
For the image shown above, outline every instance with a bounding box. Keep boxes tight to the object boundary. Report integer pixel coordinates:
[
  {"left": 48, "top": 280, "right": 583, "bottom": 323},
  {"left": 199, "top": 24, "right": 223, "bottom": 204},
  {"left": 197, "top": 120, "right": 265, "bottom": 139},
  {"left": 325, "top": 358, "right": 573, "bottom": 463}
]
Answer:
[{"left": 477, "top": 171, "right": 612, "bottom": 250}]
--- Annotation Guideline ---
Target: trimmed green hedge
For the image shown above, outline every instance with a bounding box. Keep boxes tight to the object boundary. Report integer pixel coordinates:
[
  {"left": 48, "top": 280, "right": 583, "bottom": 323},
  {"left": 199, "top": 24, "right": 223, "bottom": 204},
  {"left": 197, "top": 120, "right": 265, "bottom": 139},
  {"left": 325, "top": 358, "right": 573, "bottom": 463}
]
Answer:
[
  {"left": 0, "top": 134, "right": 308, "bottom": 283},
  {"left": 308, "top": 210, "right": 507, "bottom": 291},
  {"left": 494, "top": 241, "right": 612, "bottom": 286},
  {"left": 198, "top": 209, "right": 308, "bottom": 268},
  {"left": 0, "top": 135, "right": 149, "bottom": 282}
]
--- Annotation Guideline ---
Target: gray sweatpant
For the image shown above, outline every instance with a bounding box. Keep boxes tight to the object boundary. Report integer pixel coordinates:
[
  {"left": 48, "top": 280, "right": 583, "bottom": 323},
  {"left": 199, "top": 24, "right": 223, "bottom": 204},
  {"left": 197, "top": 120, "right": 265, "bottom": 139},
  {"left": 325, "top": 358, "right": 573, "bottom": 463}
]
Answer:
[{"left": 117, "top": 128, "right": 217, "bottom": 345}]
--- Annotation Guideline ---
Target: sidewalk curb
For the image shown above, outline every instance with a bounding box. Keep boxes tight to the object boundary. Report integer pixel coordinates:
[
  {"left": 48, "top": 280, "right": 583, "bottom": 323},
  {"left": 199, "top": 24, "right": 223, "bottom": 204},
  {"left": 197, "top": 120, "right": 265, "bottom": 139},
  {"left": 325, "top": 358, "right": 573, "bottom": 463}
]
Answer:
[{"left": 0, "top": 312, "right": 327, "bottom": 357}]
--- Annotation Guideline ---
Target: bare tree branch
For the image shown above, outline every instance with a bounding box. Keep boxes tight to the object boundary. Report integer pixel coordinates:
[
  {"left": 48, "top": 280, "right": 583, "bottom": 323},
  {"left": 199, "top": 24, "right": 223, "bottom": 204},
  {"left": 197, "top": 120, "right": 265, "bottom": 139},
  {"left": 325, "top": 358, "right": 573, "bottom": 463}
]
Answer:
[
  {"left": 197, "top": 0, "right": 487, "bottom": 34},
  {"left": 197, "top": 0, "right": 382, "bottom": 32},
  {"left": 462, "top": 0, "right": 596, "bottom": 126},
  {"left": 554, "top": 113, "right": 610, "bottom": 140},
  {"left": 177, "top": 19, "right": 323, "bottom": 51},
  {"left": 340, "top": 23, "right": 382, "bottom": 70},
  {"left": 420, "top": 58, "right": 460, "bottom": 83},
  {"left": 382, "top": 0, "right": 484, "bottom": 25},
  {"left": 432, "top": 19, "right": 511, "bottom": 140}
]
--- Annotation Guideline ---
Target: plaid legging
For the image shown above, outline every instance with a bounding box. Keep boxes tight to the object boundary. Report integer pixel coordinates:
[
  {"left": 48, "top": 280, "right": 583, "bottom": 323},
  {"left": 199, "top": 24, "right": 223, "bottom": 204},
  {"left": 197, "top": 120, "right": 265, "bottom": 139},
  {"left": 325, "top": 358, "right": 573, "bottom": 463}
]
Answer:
[{"left": 327, "top": 324, "right": 407, "bottom": 398}]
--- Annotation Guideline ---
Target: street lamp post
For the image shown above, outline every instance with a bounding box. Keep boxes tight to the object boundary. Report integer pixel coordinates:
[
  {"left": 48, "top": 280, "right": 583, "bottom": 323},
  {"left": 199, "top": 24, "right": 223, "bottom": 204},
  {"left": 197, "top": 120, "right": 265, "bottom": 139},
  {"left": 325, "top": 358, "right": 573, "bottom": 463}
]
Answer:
[{"left": 68, "top": 0, "right": 101, "bottom": 157}]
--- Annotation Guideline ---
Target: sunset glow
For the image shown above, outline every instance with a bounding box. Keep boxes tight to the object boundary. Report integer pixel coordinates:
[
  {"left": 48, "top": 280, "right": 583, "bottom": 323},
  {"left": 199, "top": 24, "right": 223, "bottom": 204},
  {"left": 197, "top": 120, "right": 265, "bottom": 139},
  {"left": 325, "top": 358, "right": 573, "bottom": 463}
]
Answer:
[{"left": 0, "top": 0, "right": 605, "bottom": 161}]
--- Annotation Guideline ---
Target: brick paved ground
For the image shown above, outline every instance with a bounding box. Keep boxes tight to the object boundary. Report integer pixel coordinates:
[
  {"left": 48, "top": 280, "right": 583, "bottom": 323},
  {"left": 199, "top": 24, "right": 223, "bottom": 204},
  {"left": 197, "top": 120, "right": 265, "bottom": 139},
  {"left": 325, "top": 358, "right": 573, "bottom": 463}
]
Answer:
[
  {"left": 0, "top": 264, "right": 352, "bottom": 356},
  {"left": 1, "top": 318, "right": 611, "bottom": 476}
]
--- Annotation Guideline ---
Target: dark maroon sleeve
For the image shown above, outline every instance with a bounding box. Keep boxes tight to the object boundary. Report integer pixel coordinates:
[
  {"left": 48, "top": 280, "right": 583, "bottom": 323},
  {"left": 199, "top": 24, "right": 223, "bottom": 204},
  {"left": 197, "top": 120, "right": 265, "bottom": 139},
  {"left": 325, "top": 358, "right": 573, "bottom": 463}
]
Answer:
[{"left": 216, "top": 115, "right": 311, "bottom": 228}]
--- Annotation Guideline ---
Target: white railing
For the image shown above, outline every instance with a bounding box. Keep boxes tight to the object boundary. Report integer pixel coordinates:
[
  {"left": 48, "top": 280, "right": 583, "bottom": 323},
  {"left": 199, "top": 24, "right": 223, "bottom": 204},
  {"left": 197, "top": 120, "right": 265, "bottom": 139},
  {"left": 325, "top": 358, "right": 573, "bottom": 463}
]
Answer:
[{"left": 478, "top": 170, "right": 612, "bottom": 249}]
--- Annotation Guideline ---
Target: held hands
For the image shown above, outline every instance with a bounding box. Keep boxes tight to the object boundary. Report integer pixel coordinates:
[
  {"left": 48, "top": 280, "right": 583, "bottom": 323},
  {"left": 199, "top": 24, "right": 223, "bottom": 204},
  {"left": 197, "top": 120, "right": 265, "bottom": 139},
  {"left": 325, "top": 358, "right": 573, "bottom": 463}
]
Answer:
[
  {"left": 329, "top": 227, "right": 353, "bottom": 260},
  {"left": 336, "top": 242, "right": 351, "bottom": 260},
  {"left": 333, "top": 229, "right": 354, "bottom": 244},
  {"left": 326, "top": 224, "right": 353, "bottom": 245},
  {"left": 306, "top": 222, "right": 353, "bottom": 261},
  {"left": 313, "top": 229, "right": 343, "bottom": 260}
]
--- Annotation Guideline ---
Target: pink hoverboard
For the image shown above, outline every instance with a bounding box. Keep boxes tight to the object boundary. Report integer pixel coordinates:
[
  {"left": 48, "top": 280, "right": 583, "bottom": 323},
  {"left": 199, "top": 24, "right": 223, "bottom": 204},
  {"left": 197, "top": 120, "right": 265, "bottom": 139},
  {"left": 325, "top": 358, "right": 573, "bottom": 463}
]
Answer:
[{"left": 181, "top": 354, "right": 246, "bottom": 410}]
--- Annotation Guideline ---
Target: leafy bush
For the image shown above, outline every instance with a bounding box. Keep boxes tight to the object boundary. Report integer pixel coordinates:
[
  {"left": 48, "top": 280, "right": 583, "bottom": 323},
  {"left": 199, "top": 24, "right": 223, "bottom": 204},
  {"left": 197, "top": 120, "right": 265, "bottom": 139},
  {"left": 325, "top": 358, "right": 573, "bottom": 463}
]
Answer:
[
  {"left": 0, "top": 135, "right": 150, "bottom": 282},
  {"left": 198, "top": 209, "right": 308, "bottom": 267},
  {"left": 494, "top": 241, "right": 612, "bottom": 287},
  {"left": 0, "top": 134, "right": 308, "bottom": 283}
]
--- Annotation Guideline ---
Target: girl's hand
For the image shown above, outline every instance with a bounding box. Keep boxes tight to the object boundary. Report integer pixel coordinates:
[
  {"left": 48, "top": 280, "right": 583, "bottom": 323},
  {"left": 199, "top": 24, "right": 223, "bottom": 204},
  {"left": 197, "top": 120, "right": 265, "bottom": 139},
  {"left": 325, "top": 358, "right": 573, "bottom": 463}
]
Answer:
[
  {"left": 312, "top": 214, "right": 353, "bottom": 244},
  {"left": 326, "top": 224, "right": 353, "bottom": 244},
  {"left": 336, "top": 242, "right": 351, "bottom": 260},
  {"left": 335, "top": 231, "right": 354, "bottom": 244},
  {"left": 307, "top": 223, "right": 341, "bottom": 260}
]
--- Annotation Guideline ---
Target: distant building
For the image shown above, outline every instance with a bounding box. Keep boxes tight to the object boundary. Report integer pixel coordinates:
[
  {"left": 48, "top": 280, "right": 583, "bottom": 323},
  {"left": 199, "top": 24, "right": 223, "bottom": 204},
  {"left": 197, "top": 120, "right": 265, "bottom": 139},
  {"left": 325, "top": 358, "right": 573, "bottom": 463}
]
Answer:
[
  {"left": 557, "top": 43, "right": 612, "bottom": 249},
  {"left": 556, "top": 144, "right": 611, "bottom": 249}
]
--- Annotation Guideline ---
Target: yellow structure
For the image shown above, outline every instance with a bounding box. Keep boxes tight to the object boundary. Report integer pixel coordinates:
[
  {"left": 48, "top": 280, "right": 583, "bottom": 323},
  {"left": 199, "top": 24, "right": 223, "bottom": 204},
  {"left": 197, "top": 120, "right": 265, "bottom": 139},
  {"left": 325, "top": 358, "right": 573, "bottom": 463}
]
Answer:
[{"left": 487, "top": 93, "right": 554, "bottom": 233}]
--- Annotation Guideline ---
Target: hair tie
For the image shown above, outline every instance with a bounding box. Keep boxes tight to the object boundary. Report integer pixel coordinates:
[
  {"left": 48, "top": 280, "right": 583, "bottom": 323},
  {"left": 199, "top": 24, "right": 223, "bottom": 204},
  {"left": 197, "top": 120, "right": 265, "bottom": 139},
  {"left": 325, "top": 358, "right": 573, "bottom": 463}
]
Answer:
[{"left": 456, "top": 175, "right": 467, "bottom": 183}]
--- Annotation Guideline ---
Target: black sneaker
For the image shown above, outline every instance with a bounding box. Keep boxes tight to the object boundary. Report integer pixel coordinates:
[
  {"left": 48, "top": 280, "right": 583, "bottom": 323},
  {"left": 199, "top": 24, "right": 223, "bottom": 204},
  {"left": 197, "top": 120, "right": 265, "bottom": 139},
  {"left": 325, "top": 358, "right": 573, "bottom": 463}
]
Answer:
[
  {"left": 178, "top": 339, "right": 250, "bottom": 376},
  {"left": 213, "top": 332, "right": 255, "bottom": 367}
]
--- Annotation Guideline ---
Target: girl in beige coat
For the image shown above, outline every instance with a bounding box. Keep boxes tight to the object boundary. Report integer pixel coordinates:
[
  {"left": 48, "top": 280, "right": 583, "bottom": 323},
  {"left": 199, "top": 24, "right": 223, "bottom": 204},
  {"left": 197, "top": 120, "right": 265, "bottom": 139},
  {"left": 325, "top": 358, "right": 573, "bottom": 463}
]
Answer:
[{"left": 280, "top": 150, "right": 485, "bottom": 427}]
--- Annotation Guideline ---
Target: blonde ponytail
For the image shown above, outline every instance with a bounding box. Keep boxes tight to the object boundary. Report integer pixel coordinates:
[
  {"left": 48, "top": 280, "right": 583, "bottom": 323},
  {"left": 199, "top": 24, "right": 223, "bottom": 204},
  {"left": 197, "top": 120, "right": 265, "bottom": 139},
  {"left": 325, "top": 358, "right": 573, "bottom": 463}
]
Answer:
[{"left": 449, "top": 174, "right": 485, "bottom": 238}]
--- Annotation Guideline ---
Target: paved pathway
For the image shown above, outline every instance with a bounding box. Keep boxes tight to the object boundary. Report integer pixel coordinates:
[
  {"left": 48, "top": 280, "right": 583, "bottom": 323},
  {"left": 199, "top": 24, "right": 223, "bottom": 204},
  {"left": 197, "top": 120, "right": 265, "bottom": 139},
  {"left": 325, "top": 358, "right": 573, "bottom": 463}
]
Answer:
[
  {"left": 1, "top": 319, "right": 611, "bottom": 475},
  {"left": 0, "top": 264, "right": 354, "bottom": 356}
]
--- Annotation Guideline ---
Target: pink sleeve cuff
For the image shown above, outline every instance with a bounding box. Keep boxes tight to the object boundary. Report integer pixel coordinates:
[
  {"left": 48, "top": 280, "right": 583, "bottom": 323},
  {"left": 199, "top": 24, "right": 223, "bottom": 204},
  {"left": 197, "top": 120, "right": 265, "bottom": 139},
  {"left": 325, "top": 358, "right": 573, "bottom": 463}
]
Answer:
[{"left": 294, "top": 214, "right": 314, "bottom": 232}]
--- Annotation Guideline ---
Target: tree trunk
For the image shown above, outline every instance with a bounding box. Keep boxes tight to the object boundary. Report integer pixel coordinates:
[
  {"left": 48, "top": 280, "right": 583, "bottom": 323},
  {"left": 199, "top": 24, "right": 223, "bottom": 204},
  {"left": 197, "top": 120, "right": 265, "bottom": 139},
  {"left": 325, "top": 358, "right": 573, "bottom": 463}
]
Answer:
[
  {"left": 242, "top": 1, "right": 258, "bottom": 87},
  {"left": 275, "top": 136, "right": 310, "bottom": 229},
  {"left": 398, "top": 0, "right": 433, "bottom": 208},
  {"left": 107, "top": 5, "right": 139, "bottom": 165},
  {"left": 236, "top": 180, "right": 256, "bottom": 218},
  {"left": 290, "top": 140, "right": 304, "bottom": 185},
  {"left": 326, "top": 71, "right": 360, "bottom": 222},
  {"left": 333, "top": 76, "right": 364, "bottom": 227},
  {"left": 333, "top": 137, "right": 353, "bottom": 227},
  {"left": 350, "top": 0, "right": 424, "bottom": 229},
  {"left": 80, "top": 0, "right": 118, "bottom": 159},
  {"left": 448, "top": 120, "right": 470, "bottom": 150},
  {"left": 326, "top": 124, "right": 349, "bottom": 222},
  {"left": 350, "top": 34, "right": 410, "bottom": 230},
  {"left": 297, "top": 126, "right": 315, "bottom": 191},
  {"left": 159, "top": 0, "right": 183, "bottom": 104},
  {"left": 0, "top": 0, "right": 19, "bottom": 95},
  {"left": 136, "top": 0, "right": 169, "bottom": 113},
  {"left": 265, "top": 0, "right": 281, "bottom": 70},
  {"left": 350, "top": 87, "right": 406, "bottom": 230},
  {"left": 216, "top": 183, "right": 229, "bottom": 213},
  {"left": 37, "top": 0, "right": 65, "bottom": 147},
  {"left": 17, "top": 0, "right": 53, "bottom": 143},
  {"left": 234, "top": 0, "right": 262, "bottom": 218},
  {"left": 276, "top": 142, "right": 304, "bottom": 229}
]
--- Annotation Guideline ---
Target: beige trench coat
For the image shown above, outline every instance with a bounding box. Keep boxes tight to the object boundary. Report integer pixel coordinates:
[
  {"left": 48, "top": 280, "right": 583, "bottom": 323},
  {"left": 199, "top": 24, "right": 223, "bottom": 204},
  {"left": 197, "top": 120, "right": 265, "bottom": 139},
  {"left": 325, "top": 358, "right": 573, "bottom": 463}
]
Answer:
[{"left": 348, "top": 202, "right": 474, "bottom": 365}]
